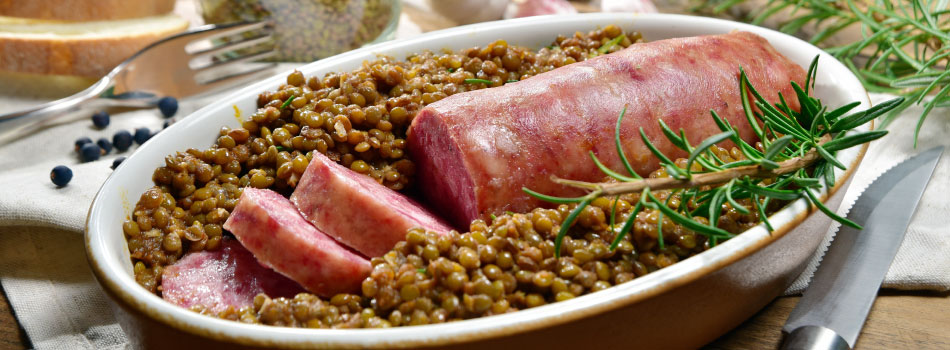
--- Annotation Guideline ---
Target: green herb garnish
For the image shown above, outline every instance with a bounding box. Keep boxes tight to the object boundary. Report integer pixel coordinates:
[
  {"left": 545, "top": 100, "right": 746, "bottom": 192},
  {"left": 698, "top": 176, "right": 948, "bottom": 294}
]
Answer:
[
  {"left": 694, "top": 0, "right": 948, "bottom": 146},
  {"left": 525, "top": 56, "right": 898, "bottom": 258},
  {"left": 598, "top": 35, "right": 625, "bottom": 54},
  {"left": 280, "top": 95, "right": 296, "bottom": 110},
  {"left": 464, "top": 78, "right": 494, "bottom": 85}
]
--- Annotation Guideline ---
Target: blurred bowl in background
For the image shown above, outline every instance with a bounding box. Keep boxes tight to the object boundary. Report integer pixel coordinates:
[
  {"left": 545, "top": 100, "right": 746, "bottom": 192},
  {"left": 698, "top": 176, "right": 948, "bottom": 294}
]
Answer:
[
  {"left": 426, "top": 0, "right": 508, "bottom": 25},
  {"left": 198, "top": 0, "right": 400, "bottom": 62}
]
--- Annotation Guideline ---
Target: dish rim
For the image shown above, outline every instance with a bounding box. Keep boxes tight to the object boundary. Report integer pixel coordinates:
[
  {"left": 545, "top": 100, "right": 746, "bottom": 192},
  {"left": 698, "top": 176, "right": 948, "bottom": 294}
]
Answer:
[{"left": 85, "top": 12, "right": 871, "bottom": 348}]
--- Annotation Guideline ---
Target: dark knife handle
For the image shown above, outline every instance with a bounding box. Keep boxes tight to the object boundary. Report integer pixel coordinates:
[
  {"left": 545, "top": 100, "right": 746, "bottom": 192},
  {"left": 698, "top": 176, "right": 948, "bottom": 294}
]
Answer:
[{"left": 782, "top": 326, "right": 851, "bottom": 350}]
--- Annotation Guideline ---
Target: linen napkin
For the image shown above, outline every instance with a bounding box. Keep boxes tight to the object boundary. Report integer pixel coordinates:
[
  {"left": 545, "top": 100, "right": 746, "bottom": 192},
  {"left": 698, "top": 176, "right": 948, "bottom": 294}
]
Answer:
[
  {"left": 0, "top": 89, "right": 215, "bottom": 349},
  {"left": 1, "top": 25, "right": 949, "bottom": 350}
]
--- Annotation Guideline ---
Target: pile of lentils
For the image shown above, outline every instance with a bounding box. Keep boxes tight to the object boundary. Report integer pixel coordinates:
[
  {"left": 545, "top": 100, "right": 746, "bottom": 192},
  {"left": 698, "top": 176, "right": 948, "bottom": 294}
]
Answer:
[
  {"left": 122, "top": 26, "right": 780, "bottom": 328},
  {"left": 190, "top": 159, "right": 770, "bottom": 328},
  {"left": 125, "top": 25, "right": 645, "bottom": 292}
]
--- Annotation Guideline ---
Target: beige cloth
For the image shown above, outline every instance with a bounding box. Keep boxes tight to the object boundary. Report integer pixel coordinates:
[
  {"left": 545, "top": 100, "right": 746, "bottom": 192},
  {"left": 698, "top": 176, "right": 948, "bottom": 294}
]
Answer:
[
  {"left": 0, "top": 13, "right": 948, "bottom": 350},
  {"left": 0, "top": 90, "right": 210, "bottom": 349}
]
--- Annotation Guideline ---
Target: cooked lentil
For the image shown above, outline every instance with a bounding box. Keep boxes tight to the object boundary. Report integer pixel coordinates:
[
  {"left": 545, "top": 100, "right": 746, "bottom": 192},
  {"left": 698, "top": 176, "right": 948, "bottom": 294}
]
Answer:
[{"left": 121, "top": 26, "right": 782, "bottom": 328}]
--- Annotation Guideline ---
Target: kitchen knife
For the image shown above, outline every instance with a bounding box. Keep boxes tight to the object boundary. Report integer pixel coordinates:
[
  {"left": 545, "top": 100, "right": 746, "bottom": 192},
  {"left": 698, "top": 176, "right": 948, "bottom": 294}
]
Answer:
[{"left": 781, "top": 145, "right": 944, "bottom": 350}]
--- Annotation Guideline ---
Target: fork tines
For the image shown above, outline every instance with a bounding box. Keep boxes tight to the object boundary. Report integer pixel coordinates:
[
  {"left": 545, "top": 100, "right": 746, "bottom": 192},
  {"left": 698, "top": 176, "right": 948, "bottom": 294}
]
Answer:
[{"left": 187, "top": 21, "right": 278, "bottom": 87}]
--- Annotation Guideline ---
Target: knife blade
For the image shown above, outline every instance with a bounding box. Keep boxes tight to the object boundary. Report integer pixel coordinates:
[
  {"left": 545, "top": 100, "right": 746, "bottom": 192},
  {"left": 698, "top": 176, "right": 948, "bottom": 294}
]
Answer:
[{"left": 781, "top": 145, "right": 944, "bottom": 350}]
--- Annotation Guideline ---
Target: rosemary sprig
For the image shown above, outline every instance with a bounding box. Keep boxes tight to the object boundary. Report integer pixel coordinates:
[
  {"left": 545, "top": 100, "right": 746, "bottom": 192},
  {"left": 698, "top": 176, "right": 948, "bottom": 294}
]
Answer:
[
  {"left": 524, "top": 56, "right": 899, "bottom": 258},
  {"left": 694, "top": 0, "right": 949, "bottom": 146}
]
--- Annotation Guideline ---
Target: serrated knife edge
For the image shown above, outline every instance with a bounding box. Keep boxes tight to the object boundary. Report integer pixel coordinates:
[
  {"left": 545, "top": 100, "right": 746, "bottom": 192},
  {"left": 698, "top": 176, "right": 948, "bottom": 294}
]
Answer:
[{"left": 781, "top": 146, "right": 944, "bottom": 350}]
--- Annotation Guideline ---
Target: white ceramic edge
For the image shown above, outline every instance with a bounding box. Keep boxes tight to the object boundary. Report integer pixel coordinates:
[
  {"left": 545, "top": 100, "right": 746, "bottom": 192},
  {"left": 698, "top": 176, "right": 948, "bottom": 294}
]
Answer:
[{"left": 86, "top": 12, "right": 870, "bottom": 348}]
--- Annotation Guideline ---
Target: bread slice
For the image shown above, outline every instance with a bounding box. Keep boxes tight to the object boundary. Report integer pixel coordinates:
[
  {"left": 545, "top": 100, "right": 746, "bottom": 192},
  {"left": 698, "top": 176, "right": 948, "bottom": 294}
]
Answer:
[
  {"left": 0, "top": 0, "right": 176, "bottom": 21},
  {"left": 0, "top": 14, "right": 188, "bottom": 77}
]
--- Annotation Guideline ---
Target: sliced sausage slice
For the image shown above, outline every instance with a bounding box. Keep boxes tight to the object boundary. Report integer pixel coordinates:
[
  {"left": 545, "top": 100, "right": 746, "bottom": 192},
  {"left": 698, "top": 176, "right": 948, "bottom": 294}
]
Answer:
[
  {"left": 407, "top": 31, "right": 806, "bottom": 227},
  {"left": 161, "top": 238, "right": 305, "bottom": 313},
  {"left": 290, "top": 151, "right": 453, "bottom": 257},
  {"left": 224, "top": 188, "right": 371, "bottom": 296}
]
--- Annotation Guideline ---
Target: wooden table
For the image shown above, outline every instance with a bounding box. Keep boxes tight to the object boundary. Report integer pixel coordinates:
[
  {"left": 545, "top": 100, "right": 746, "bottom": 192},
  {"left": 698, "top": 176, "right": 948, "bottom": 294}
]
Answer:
[{"left": 2, "top": 3, "right": 949, "bottom": 349}]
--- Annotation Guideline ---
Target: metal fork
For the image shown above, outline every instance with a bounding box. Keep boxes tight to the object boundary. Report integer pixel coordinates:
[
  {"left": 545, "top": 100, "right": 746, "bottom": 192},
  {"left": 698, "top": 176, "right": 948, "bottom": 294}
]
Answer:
[{"left": 0, "top": 21, "right": 277, "bottom": 144}]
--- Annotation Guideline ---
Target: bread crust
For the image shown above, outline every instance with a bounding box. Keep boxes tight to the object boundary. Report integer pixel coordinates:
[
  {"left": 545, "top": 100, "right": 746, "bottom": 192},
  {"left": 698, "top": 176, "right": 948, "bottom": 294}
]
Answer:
[
  {"left": 0, "top": 0, "right": 176, "bottom": 21},
  {"left": 0, "top": 21, "right": 187, "bottom": 77}
]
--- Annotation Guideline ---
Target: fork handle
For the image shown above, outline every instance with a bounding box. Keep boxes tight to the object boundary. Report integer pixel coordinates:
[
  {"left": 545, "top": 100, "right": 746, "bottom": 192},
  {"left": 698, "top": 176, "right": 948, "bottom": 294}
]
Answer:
[{"left": 0, "top": 79, "right": 112, "bottom": 145}]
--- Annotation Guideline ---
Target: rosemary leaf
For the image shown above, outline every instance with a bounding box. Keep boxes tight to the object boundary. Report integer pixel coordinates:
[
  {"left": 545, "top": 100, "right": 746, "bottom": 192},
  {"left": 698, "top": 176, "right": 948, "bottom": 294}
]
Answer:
[
  {"left": 738, "top": 183, "right": 801, "bottom": 200},
  {"left": 757, "top": 158, "right": 781, "bottom": 170},
  {"left": 914, "top": 82, "right": 950, "bottom": 147},
  {"left": 791, "top": 81, "right": 818, "bottom": 125},
  {"left": 832, "top": 97, "right": 905, "bottom": 132},
  {"left": 610, "top": 198, "right": 644, "bottom": 250},
  {"left": 646, "top": 190, "right": 734, "bottom": 238},
  {"left": 764, "top": 135, "right": 795, "bottom": 160},
  {"left": 815, "top": 144, "right": 846, "bottom": 169},
  {"left": 823, "top": 101, "right": 862, "bottom": 124},
  {"left": 590, "top": 151, "right": 639, "bottom": 182},
  {"left": 522, "top": 187, "right": 587, "bottom": 204},
  {"left": 823, "top": 161, "right": 836, "bottom": 188},
  {"left": 724, "top": 180, "right": 751, "bottom": 214},
  {"left": 805, "top": 52, "right": 820, "bottom": 93},
  {"left": 739, "top": 69, "right": 767, "bottom": 141},
  {"left": 822, "top": 130, "right": 889, "bottom": 152},
  {"left": 640, "top": 127, "right": 683, "bottom": 178},
  {"left": 554, "top": 193, "right": 598, "bottom": 258},
  {"left": 804, "top": 188, "right": 861, "bottom": 229},
  {"left": 752, "top": 194, "right": 774, "bottom": 232},
  {"left": 615, "top": 106, "right": 642, "bottom": 179},
  {"left": 791, "top": 176, "right": 821, "bottom": 188},
  {"left": 610, "top": 195, "right": 620, "bottom": 228},
  {"left": 687, "top": 131, "right": 735, "bottom": 176},
  {"left": 911, "top": 68, "right": 950, "bottom": 105},
  {"left": 659, "top": 119, "right": 691, "bottom": 151},
  {"left": 708, "top": 186, "right": 727, "bottom": 228}
]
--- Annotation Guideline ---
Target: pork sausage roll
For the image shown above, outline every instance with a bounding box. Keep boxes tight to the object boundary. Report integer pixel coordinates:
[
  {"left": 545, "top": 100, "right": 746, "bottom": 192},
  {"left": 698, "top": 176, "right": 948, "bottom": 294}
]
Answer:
[{"left": 407, "top": 31, "right": 805, "bottom": 228}]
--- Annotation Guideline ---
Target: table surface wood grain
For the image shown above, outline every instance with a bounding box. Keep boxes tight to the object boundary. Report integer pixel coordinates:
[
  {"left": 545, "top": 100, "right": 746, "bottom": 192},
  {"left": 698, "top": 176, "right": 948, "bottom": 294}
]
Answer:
[{"left": 2, "top": 3, "right": 948, "bottom": 349}]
